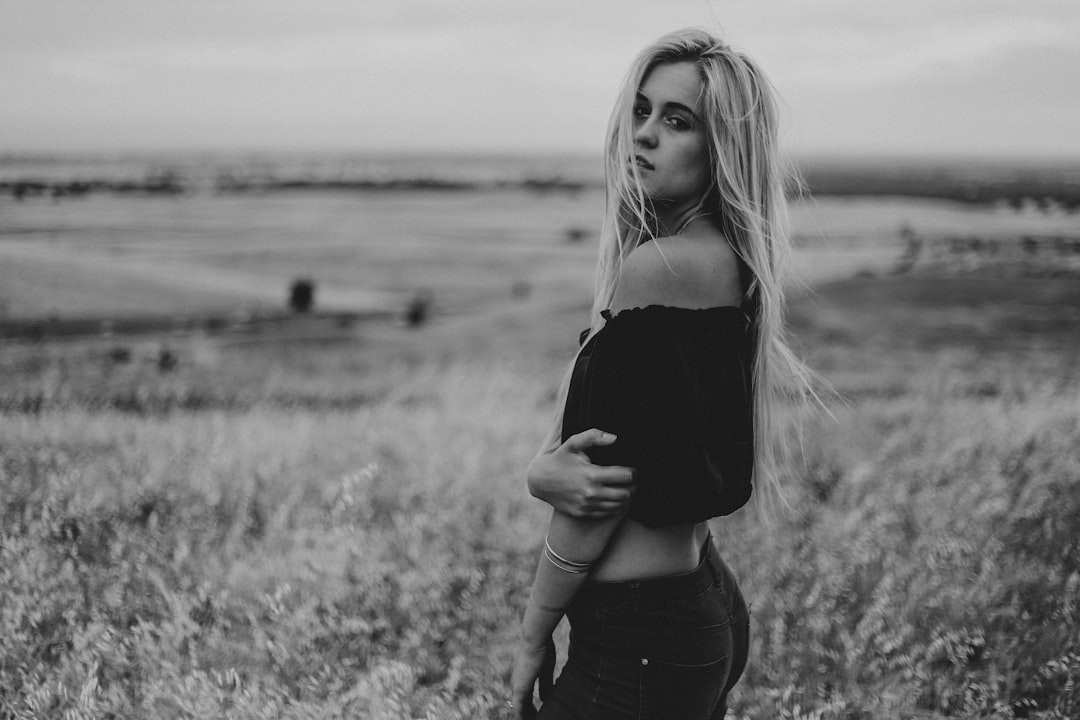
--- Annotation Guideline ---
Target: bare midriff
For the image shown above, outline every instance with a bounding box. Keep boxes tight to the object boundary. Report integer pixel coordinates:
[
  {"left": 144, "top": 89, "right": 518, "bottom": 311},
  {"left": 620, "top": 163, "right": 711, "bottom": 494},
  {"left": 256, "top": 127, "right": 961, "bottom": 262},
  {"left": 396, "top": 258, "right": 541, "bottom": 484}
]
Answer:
[{"left": 588, "top": 518, "right": 712, "bottom": 582}]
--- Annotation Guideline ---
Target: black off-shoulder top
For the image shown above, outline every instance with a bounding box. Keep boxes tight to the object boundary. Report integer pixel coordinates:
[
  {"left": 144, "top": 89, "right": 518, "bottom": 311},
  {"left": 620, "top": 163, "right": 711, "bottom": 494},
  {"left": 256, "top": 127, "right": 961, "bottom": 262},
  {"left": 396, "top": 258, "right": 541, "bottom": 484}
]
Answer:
[{"left": 561, "top": 305, "right": 755, "bottom": 527}]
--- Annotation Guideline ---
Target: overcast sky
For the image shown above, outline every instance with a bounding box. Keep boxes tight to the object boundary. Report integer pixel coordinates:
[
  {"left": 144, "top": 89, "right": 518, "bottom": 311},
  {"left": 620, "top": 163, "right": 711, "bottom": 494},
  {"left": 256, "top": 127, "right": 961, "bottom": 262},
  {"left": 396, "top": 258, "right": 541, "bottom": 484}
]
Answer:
[{"left": 3, "top": 0, "right": 1078, "bottom": 158}]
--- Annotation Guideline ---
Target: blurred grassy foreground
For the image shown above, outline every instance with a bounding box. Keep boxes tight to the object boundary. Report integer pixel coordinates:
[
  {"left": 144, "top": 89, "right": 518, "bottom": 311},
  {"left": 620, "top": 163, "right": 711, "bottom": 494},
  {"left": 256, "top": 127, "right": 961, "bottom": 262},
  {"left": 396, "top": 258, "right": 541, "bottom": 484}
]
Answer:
[{"left": 1, "top": 270, "right": 1079, "bottom": 719}]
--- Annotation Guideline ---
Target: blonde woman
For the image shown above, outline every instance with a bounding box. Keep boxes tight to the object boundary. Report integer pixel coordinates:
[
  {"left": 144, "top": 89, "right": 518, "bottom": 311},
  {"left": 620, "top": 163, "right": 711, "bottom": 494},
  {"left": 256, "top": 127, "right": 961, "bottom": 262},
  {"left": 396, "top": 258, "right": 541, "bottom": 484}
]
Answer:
[{"left": 507, "top": 28, "right": 817, "bottom": 719}]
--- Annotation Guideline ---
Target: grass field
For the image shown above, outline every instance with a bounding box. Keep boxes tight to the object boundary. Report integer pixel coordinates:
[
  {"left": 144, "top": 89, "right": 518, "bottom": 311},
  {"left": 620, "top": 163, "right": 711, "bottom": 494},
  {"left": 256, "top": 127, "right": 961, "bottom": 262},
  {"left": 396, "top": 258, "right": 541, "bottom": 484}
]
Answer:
[{"left": 1, "top": 188, "right": 1078, "bottom": 718}]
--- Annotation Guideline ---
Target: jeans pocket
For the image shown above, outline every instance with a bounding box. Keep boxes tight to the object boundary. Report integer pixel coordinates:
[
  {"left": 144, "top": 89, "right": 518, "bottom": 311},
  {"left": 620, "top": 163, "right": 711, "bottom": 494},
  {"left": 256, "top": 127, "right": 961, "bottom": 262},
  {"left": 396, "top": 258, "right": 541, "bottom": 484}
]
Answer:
[{"left": 635, "top": 651, "right": 730, "bottom": 716}]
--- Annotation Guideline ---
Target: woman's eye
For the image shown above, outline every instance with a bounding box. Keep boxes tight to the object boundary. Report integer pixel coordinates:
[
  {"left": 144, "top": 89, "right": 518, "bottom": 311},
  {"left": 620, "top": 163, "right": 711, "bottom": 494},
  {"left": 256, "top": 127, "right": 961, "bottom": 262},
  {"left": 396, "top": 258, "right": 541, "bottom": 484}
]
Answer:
[
  {"left": 633, "top": 105, "right": 649, "bottom": 118},
  {"left": 667, "top": 116, "right": 690, "bottom": 130}
]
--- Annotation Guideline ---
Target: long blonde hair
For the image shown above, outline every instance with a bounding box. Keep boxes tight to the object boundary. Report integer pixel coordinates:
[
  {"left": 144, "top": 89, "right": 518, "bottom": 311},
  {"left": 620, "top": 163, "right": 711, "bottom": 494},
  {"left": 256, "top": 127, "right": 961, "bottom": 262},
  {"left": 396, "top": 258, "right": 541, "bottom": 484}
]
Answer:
[{"left": 542, "top": 28, "right": 820, "bottom": 506}]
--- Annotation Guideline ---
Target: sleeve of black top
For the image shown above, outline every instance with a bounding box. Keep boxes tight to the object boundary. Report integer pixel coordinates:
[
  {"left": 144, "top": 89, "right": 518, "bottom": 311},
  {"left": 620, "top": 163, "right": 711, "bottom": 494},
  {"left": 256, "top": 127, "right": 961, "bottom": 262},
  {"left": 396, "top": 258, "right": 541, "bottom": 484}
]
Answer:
[{"left": 581, "top": 308, "right": 754, "bottom": 526}]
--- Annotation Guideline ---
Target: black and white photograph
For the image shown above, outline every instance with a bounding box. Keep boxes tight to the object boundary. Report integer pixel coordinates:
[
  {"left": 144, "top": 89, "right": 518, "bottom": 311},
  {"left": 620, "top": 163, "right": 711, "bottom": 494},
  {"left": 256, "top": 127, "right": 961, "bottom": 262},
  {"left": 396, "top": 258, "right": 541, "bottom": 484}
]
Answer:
[{"left": 2, "top": 2, "right": 1078, "bottom": 718}]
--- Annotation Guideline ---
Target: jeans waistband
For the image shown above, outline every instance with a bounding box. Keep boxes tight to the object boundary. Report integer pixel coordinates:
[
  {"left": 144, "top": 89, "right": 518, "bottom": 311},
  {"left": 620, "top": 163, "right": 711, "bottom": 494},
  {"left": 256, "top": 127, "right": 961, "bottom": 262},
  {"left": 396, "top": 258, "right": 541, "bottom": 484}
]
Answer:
[{"left": 571, "top": 533, "right": 723, "bottom": 613}]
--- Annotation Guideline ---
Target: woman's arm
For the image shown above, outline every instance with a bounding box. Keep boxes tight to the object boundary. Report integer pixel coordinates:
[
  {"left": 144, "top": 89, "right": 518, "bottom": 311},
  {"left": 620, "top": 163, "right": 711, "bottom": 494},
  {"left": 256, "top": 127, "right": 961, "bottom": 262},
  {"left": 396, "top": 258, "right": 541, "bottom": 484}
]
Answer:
[
  {"left": 521, "top": 506, "right": 625, "bottom": 642},
  {"left": 527, "top": 429, "right": 635, "bottom": 519},
  {"left": 509, "top": 507, "right": 626, "bottom": 716}
]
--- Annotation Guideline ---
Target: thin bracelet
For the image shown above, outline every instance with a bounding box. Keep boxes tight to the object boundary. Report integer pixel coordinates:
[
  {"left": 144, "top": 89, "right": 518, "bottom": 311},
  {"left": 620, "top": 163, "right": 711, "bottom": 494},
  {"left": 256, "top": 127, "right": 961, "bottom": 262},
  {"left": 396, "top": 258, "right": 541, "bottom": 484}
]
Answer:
[
  {"left": 544, "top": 549, "right": 588, "bottom": 573},
  {"left": 544, "top": 536, "right": 591, "bottom": 569},
  {"left": 544, "top": 536, "right": 592, "bottom": 574}
]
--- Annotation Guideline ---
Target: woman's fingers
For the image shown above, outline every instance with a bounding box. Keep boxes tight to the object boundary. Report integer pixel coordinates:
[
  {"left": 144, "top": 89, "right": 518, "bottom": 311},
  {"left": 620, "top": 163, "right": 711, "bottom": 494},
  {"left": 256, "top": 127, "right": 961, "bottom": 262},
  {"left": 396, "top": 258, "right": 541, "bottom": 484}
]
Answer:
[
  {"left": 587, "top": 470, "right": 634, "bottom": 499},
  {"left": 585, "top": 485, "right": 633, "bottom": 505},
  {"left": 590, "top": 466, "right": 635, "bottom": 487},
  {"left": 510, "top": 697, "right": 535, "bottom": 719},
  {"left": 564, "top": 431, "right": 636, "bottom": 485},
  {"left": 508, "top": 682, "right": 535, "bottom": 719},
  {"left": 564, "top": 428, "right": 617, "bottom": 452},
  {"left": 578, "top": 496, "right": 633, "bottom": 519},
  {"left": 579, "top": 468, "right": 634, "bottom": 515},
  {"left": 588, "top": 501, "right": 631, "bottom": 517},
  {"left": 548, "top": 429, "right": 637, "bottom": 517}
]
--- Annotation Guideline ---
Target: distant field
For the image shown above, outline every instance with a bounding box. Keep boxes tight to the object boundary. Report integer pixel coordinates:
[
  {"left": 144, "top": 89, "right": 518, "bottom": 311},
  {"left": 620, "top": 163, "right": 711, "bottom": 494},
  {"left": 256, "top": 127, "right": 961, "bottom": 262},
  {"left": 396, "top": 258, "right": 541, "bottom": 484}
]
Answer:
[
  {"left": 0, "top": 190, "right": 599, "bottom": 321},
  {"left": 4, "top": 153, "right": 1079, "bottom": 209},
  {"left": 801, "top": 158, "right": 1080, "bottom": 210},
  {"left": 1, "top": 185, "right": 1075, "bottom": 329}
]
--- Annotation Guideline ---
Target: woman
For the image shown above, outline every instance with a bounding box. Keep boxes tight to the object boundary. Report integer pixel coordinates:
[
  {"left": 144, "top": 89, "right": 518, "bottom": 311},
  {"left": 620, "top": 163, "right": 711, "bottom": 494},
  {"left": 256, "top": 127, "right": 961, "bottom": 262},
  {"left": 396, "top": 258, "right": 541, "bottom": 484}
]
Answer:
[{"left": 508, "top": 28, "right": 817, "bottom": 718}]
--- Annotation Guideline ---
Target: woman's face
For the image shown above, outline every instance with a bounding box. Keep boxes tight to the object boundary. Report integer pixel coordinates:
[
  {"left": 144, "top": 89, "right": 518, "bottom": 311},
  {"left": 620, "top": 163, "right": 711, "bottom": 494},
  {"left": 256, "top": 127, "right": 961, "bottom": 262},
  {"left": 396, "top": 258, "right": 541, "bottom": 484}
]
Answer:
[{"left": 632, "top": 61, "right": 709, "bottom": 205}]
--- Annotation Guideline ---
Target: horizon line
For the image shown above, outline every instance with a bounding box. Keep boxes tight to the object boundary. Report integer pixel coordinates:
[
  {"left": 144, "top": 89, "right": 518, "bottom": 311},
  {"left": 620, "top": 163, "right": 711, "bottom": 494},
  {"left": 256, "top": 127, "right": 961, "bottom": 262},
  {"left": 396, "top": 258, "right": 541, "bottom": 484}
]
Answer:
[{"left": 3, "top": 147, "right": 1080, "bottom": 167}]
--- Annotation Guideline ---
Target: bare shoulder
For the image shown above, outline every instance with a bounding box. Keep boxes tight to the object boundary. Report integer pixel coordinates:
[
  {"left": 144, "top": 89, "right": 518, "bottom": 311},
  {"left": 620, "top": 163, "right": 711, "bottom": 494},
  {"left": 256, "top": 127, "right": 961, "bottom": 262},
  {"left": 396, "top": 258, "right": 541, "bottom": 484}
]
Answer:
[{"left": 609, "top": 234, "right": 743, "bottom": 313}]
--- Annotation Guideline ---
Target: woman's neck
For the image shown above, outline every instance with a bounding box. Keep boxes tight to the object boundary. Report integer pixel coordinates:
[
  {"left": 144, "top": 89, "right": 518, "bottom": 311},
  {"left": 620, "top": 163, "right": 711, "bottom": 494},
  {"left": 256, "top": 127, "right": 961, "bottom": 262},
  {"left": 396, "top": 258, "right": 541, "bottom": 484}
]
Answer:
[{"left": 652, "top": 199, "right": 712, "bottom": 238}]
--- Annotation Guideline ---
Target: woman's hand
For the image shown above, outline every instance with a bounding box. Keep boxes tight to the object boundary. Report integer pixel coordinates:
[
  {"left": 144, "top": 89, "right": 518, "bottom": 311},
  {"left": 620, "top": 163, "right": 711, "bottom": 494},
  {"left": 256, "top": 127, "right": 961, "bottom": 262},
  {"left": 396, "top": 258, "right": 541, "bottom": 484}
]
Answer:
[
  {"left": 527, "top": 429, "right": 635, "bottom": 519},
  {"left": 507, "top": 634, "right": 557, "bottom": 719}
]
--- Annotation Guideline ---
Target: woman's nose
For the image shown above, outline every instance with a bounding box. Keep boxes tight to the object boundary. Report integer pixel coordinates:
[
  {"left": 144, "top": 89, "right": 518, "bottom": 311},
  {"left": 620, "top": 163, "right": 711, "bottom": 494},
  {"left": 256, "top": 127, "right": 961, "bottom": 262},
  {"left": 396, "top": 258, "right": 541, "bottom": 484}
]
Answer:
[{"left": 634, "top": 117, "right": 658, "bottom": 148}]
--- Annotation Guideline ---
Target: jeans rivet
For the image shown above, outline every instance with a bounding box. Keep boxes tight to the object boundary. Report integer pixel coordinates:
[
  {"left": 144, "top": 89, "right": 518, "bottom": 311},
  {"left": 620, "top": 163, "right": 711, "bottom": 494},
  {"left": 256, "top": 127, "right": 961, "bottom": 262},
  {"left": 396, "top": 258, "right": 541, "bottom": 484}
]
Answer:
[{"left": 641, "top": 657, "right": 649, "bottom": 666}]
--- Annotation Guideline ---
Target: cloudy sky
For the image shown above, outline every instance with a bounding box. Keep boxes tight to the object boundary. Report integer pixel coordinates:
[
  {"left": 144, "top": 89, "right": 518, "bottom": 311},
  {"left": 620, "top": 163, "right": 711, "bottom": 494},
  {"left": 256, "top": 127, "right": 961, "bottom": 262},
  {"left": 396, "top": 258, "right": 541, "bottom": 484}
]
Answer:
[{"left": 3, "top": 0, "right": 1078, "bottom": 158}]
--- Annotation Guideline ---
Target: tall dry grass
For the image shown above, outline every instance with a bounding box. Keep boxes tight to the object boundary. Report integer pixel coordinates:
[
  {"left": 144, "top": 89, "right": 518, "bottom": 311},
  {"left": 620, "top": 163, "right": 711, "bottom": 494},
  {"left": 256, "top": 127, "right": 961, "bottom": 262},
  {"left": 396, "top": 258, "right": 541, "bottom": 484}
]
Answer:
[{"left": 2, "top": 289, "right": 1078, "bottom": 718}]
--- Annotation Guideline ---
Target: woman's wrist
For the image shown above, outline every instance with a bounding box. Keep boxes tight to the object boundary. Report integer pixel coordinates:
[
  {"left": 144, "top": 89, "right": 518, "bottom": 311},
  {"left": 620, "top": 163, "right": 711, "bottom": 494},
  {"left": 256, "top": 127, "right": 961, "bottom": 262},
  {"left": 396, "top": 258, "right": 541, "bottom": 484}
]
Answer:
[
  {"left": 519, "top": 608, "right": 557, "bottom": 649},
  {"left": 519, "top": 625, "right": 553, "bottom": 649},
  {"left": 526, "top": 454, "right": 555, "bottom": 501}
]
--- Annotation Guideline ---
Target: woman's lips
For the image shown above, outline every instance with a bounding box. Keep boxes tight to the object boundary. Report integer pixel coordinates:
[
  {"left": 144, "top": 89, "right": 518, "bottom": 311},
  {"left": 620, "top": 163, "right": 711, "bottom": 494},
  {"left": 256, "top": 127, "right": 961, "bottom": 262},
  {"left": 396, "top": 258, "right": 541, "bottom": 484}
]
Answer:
[{"left": 634, "top": 155, "right": 654, "bottom": 170}]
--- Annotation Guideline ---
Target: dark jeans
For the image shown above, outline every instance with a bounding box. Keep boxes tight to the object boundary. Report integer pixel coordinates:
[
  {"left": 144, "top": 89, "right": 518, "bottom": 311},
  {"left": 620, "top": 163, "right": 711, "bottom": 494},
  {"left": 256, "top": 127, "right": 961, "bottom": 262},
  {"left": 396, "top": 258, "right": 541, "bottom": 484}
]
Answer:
[{"left": 537, "top": 533, "right": 749, "bottom": 720}]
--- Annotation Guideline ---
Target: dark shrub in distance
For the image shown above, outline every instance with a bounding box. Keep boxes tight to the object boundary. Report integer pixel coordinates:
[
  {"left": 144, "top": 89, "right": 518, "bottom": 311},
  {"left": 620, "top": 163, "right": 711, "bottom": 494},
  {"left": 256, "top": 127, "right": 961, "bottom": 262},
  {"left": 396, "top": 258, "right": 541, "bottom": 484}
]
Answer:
[
  {"left": 289, "top": 278, "right": 316, "bottom": 313},
  {"left": 405, "top": 290, "right": 433, "bottom": 328}
]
